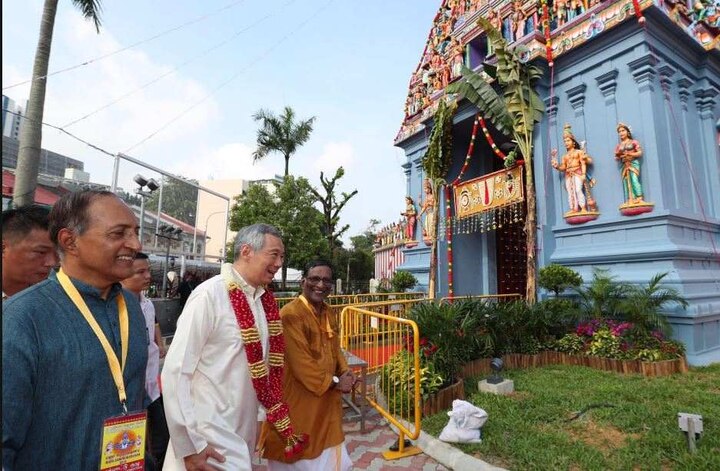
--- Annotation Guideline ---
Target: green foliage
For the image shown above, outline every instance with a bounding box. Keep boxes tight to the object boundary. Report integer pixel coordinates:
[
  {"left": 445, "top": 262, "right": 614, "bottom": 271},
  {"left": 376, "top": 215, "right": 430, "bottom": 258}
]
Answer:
[
  {"left": 576, "top": 268, "right": 629, "bottom": 321},
  {"left": 252, "top": 106, "right": 316, "bottom": 177},
  {"left": 620, "top": 272, "right": 688, "bottom": 336},
  {"left": 409, "top": 300, "right": 489, "bottom": 384},
  {"left": 576, "top": 269, "right": 688, "bottom": 336},
  {"left": 422, "top": 99, "right": 457, "bottom": 181},
  {"left": 422, "top": 364, "right": 720, "bottom": 470},
  {"left": 554, "top": 333, "right": 586, "bottom": 354},
  {"left": 146, "top": 176, "right": 199, "bottom": 225},
  {"left": 308, "top": 166, "right": 358, "bottom": 253},
  {"left": 446, "top": 17, "right": 545, "bottom": 165},
  {"left": 538, "top": 264, "right": 583, "bottom": 297},
  {"left": 381, "top": 349, "right": 444, "bottom": 415},
  {"left": 587, "top": 328, "right": 623, "bottom": 358},
  {"left": 390, "top": 270, "right": 417, "bottom": 293},
  {"left": 551, "top": 319, "right": 686, "bottom": 361},
  {"left": 228, "top": 177, "right": 328, "bottom": 286}
]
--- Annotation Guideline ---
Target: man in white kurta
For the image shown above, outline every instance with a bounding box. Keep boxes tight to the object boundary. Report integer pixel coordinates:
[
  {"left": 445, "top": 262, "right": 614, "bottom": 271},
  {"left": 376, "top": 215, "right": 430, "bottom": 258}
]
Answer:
[{"left": 162, "top": 224, "right": 285, "bottom": 471}]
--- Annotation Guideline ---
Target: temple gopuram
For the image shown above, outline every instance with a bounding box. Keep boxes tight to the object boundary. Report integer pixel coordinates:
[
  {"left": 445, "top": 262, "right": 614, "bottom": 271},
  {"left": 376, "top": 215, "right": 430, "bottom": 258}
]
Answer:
[{"left": 386, "top": 0, "right": 720, "bottom": 365}]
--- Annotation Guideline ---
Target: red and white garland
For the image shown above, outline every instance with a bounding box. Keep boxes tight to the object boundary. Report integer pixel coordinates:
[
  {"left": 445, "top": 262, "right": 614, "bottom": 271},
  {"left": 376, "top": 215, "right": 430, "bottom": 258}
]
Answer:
[{"left": 223, "top": 265, "right": 308, "bottom": 459}]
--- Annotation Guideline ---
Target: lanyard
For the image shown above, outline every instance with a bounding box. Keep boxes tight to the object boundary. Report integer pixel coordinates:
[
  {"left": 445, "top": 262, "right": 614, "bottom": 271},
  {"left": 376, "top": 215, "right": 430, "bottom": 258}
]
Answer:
[
  {"left": 57, "top": 269, "right": 129, "bottom": 413},
  {"left": 298, "top": 295, "right": 333, "bottom": 338}
]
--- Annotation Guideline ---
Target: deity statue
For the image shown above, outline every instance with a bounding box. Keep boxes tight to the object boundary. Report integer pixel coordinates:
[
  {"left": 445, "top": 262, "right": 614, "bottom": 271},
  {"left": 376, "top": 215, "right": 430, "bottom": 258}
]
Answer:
[
  {"left": 487, "top": 9, "right": 502, "bottom": 55},
  {"left": 419, "top": 178, "right": 437, "bottom": 243},
  {"left": 551, "top": 124, "right": 599, "bottom": 223},
  {"left": 615, "top": 123, "right": 654, "bottom": 215},
  {"left": 510, "top": 1, "right": 526, "bottom": 41},
  {"left": 401, "top": 196, "right": 418, "bottom": 245}
]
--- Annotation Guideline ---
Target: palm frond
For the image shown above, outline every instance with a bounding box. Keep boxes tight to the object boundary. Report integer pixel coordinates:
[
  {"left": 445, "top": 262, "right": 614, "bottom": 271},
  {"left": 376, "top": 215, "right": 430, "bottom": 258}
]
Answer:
[
  {"left": 72, "top": 0, "right": 103, "bottom": 32},
  {"left": 447, "top": 66, "right": 513, "bottom": 135}
]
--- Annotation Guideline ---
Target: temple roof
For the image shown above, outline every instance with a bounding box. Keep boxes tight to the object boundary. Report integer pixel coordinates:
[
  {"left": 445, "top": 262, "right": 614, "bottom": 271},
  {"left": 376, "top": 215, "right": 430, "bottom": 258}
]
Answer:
[{"left": 395, "top": 0, "right": 719, "bottom": 145}]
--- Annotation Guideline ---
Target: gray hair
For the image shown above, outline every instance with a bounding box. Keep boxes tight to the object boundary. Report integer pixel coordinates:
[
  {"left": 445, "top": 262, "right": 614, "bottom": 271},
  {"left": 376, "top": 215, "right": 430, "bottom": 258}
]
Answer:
[{"left": 233, "top": 223, "right": 282, "bottom": 261}]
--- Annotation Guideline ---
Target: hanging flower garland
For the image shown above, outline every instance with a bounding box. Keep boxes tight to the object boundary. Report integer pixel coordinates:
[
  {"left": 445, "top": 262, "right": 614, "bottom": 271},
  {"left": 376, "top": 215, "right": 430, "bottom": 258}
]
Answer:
[
  {"left": 445, "top": 185, "right": 454, "bottom": 298},
  {"left": 540, "top": 0, "right": 554, "bottom": 67},
  {"left": 223, "top": 264, "right": 308, "bottom": 459},
  {"left": 478, "top": 116, "right": 508, "bottom": 160},
  {"left": 631, "top": 0, "right": 645, "bottom": 24},
  {"left": 451, "top": 115, "right": 479, "bottom": 186}
]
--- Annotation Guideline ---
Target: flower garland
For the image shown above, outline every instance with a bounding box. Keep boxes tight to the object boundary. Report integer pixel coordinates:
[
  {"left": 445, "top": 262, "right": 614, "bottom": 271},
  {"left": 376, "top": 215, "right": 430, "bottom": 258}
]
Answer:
[{"left": 223, "top": 265, "right": 308, "bottom": 459}]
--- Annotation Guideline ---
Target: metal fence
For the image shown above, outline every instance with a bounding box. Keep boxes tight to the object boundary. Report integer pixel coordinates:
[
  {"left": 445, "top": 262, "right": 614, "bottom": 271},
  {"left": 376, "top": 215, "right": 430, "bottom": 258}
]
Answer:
[{"left": 339, "top": 306, "right": 423, "bottom": 460}]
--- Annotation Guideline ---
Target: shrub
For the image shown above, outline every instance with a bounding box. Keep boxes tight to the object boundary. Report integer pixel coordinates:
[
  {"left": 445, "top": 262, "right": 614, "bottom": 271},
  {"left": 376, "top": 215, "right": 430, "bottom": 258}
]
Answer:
[
  {"left": 539, "top": 264, "right": 583, "bottom": 297},
  {"left": 381, "top": 349, "right": 443, "bottom": 414},
  {"left": 408, "top": 300, "right": 484, "bottom": 385},
  {"left": 554, "top": 333, "right": 586, "bottom": 354},
  {"left": 391, "top": 270, "right": 417, "bottom": 292}
]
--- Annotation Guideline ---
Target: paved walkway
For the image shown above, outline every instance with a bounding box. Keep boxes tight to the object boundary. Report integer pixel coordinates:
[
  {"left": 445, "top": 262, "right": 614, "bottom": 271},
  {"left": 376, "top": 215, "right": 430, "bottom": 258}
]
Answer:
[{"left": 253, "top": 407, "right": 449, "bottom": 471}]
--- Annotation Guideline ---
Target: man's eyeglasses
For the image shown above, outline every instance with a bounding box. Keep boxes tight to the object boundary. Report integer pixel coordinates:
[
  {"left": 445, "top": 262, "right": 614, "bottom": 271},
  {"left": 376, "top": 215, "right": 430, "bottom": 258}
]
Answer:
[{"left": 305, "top": 276, "right": 333, "bottom": 286}]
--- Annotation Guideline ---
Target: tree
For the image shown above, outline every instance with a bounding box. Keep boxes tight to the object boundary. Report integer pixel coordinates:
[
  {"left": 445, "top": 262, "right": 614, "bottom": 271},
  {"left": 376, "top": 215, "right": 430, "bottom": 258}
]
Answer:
[
  {"left": 391, "top": 270, "right": 417, "bottom": 292},
  {"left": 309, "top": 167, "right": 358, "bottom": 254},
  {"left": 228, "top": 177, "right": 328, "bottom": 288},
  {"left": 447, "top": 17, "right": 545, "bottom": 303},
  {"left": 252, "top": 106, "right": 316, "bottom": 177},
  {"left": 13, "top": 0, "right": 103, "bottom": 207},
  {"left": 146, "top": 176, "right": 199, "bottom": 226},
  {"left": 538, "top": 264, "right": 582, "bottom": 297}
]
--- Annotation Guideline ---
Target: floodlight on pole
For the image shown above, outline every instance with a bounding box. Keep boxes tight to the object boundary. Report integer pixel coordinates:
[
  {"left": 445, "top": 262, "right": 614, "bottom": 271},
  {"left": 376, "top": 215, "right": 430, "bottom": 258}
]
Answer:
[{"left": 134, "top": 174, "right": 158, "bottom": 246}]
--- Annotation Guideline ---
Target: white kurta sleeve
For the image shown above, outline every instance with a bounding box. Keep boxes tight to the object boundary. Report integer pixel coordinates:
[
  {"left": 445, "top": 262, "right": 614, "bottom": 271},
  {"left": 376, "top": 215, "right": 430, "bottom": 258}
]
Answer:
[{"left": 161, "top": 289, "right": 216, "bottom": 458}]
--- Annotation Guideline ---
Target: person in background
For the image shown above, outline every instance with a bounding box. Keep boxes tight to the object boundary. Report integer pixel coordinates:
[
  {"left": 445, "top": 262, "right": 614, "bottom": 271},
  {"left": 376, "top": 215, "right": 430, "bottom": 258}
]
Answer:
[
  {"left": 263, "top": 260, "right": 355, "bottom": 471},
  {"left": 121, "top": 252, "right": 168, "bottom": 469},
  {"left": 2, "top": 205, "right": 58, "bottom": 300},
  {"left": 2, "top": 190, "right": 147, "bottom": 470}
]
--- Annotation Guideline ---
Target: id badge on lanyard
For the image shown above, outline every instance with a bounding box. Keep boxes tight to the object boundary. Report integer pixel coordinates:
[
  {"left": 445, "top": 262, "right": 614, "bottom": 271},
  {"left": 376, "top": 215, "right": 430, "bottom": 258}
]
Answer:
[
  {"left": 57, "top": 270, "right": 147, "bottom": 470},
  {"left": 99, "top": 411, "right": 147, "bottom": 471}
]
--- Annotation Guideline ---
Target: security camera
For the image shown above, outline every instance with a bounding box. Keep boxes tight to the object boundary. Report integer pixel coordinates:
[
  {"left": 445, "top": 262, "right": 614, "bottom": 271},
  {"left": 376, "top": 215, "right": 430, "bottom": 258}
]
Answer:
[
  {"left": 147, "top": 178, "right": 159, "bottom": 192},
  {"left": 133, "top": 174, "right": 148, "bottom": 187}
]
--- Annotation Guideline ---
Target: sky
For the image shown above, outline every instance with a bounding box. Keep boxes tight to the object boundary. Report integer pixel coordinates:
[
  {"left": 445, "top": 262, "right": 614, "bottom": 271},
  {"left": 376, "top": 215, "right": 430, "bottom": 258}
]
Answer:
[{"left": 2, "top": 0, "right": 442, "bottom": 242}]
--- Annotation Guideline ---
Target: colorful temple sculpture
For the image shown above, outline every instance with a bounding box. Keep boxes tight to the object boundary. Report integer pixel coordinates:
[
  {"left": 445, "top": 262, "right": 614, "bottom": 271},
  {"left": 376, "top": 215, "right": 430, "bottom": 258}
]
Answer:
[{"left": 390, "top": 0, "right": 720, "bottom": 365}]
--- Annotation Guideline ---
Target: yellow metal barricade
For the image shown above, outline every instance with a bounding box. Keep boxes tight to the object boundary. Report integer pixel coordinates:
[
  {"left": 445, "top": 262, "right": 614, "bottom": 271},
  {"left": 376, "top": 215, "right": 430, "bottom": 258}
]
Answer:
[
  {"left": 339, "top": 306, "right": 423, "bottom": 460},
  {"left": 440, "top": 293, "right": 522, "bottom": 303},
  {"left": 352, "top": 292, "right": 426, "bottom": 304},
  {"left": 277, "top": 292, "right": 427, "bottom": 310}
]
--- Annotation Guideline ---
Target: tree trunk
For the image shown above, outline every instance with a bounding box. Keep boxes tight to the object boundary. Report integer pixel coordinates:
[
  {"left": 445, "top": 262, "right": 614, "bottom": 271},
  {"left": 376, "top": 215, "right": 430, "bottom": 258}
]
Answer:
[
  {"left": 13, "top": 0, "right": 59, "bottom": 207},
  {"left": 284, "top": 155, "right": 290, "bottom": 177},
  {"left": 281, "top": 262, "right": 288, "bottom": 290},
  {"left": 524, "top": 158, "right": 538, "bottom": 304},
  {"left": 427, "top": 182, "right": 441, "bottom": 299}
]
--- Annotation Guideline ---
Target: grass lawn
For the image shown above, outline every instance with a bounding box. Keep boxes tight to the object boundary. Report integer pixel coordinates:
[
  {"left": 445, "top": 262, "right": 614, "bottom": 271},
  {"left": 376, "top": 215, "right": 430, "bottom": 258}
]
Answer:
[{"left": 422, "top": 364, "right": 720, "bottom": 471}]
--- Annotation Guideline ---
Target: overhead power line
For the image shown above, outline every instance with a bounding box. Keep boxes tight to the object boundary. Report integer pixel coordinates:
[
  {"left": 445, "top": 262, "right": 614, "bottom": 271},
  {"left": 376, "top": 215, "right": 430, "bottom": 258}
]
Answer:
[
  {"left": 123, "top": 0, "right": 335, "bottom": 154},
  {"left": 62, "top": 1, "right": 295, "bottom": 129},
  {"left": 2, "top": 0, "right": 248, "bottom": 91}
]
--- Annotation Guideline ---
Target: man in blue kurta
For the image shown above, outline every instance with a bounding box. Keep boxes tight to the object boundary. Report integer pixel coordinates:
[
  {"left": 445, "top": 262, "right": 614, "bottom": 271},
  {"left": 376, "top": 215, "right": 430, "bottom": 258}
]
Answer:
[{"left": 2, "top": 190, "right": 148, "bottom": 471}]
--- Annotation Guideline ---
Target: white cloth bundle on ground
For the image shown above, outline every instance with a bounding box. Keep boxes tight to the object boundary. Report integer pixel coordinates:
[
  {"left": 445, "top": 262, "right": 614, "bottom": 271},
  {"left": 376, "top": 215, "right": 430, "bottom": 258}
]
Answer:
[{"left": 438, "top": 399, "right": 488, "bottom": 444}]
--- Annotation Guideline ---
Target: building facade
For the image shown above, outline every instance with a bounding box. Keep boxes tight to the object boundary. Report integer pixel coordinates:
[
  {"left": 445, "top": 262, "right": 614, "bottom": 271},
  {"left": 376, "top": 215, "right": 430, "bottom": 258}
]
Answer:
[{"left": 393, "top": 1, "right": 719, "bottom": 365}]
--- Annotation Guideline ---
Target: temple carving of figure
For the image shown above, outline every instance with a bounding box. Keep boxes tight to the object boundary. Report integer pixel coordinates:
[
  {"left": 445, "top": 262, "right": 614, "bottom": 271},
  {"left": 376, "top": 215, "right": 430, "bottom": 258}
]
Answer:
[
  {"left": 401, "top": 196, "right": 419, "bottom": 248},
  {"left": 615, "top": 122, "right": 654, "bottom": 216},
  {"left": 551, "top": 124, "right": 599, "bottom": 224},
  {"left": 419, "top": 178, "right": 437, "bottom": 243}
]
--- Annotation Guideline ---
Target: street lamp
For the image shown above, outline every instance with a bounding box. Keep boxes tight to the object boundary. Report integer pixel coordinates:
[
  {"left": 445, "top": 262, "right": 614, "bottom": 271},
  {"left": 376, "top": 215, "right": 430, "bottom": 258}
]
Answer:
[
  {"left": 134, "top": 174, "right": 159, "bottom": 246},
  {"left": 156, "top": 224, "right": 183, "bottom": 297}
]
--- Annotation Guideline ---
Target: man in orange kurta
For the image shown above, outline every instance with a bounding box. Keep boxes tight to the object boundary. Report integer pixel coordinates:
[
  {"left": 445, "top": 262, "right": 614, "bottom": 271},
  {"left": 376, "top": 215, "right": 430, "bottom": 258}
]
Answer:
[{"left": 263, "top": 261, "right": 356, "bottom": 471}]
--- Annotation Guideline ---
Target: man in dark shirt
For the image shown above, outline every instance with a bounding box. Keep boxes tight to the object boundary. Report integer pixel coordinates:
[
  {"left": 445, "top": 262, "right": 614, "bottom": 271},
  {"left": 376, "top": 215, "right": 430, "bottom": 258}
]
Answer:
[
  {"left": 1, "top": 205, "right": 57, "bottom": 299},
  {"left": 2, "top": 190, "right": 148, "bottom": 470}
]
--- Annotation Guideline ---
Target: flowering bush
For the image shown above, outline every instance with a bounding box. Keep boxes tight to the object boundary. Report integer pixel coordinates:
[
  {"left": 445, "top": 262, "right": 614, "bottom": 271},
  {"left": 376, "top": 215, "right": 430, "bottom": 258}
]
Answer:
[{"left": 551, "top": 319, "right": 685, "bottom": 361}]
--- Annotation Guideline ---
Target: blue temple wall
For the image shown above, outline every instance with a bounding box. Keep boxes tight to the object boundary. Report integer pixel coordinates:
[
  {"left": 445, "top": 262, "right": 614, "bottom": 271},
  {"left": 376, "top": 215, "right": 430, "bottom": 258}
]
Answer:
[
  {"left": 396, "top": 8, "right": 719, "bottom": 364},
  {"left": 534, "top": 9, "right": 720, "bottom": 365}
]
